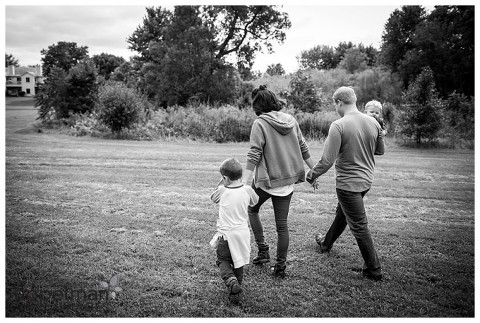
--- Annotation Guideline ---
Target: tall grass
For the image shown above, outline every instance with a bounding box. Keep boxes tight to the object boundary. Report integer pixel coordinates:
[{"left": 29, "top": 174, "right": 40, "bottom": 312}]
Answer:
[{"left": 68, "top": 104, "right": 336, "bottom": 143}]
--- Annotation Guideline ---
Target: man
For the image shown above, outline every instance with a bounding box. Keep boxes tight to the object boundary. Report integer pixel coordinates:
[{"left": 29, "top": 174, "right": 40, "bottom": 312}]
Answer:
[{"left": 306, "top": 86, "right": 385, "bottom": 281}]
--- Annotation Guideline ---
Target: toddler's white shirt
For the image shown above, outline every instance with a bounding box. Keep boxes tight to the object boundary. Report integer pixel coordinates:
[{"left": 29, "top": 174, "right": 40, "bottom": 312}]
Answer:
[{"left": 210, "top": 184, "right": 259, "bottom": 268}]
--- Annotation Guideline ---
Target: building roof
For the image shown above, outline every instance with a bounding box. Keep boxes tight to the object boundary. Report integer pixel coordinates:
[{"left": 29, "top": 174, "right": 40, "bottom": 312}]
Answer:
[{"left": 5, "top": 66, "right": 42, "bottom": 77}]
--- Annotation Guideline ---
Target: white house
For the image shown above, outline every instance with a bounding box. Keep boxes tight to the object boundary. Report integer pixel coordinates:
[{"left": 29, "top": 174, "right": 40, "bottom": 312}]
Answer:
[{"left": 5, "top": 65, "right": 44, "bottom": 96}]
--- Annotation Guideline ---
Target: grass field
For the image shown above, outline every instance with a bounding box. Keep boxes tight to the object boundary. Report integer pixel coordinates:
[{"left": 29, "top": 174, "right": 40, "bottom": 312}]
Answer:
[{"left": 4, "top": 97, "right": 475, "bottom": 317}]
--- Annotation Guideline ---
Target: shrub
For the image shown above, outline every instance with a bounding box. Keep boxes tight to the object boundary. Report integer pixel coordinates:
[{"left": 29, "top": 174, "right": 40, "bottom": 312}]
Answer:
[
  {"left": 237, "top": 82, "right": 254, "bottom": 109},
  {"left": 144, "top": 104, "right": 255, "bottom": 143},
  {"left": 381, "top": 102, "right": 397, "bottom": 136},
  {"left": 288, "top": 71, "right": 324, "bottom": 113},
  {"left": 251, "top": 74, "right": 291, "bottom": 95},
  {"left": 398, "top": 67, "right": 443, "bottom": 144},
  {"left": 443, "top": 91, "right": 474, "bottom": 140},
  {"left": 67, "top": 112, "right": 108, "bottom": 137},
  {"left": 96, "top": 82, "right": 144, "bottom": 133},
  {"left": 290, "top": 108, "right": 339, "bottom": 140}
]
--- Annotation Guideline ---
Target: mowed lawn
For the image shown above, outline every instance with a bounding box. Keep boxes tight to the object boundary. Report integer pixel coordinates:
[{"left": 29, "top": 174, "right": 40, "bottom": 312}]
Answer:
[{"left": 4, "top": 98, "right": 475, "bottom": 317}]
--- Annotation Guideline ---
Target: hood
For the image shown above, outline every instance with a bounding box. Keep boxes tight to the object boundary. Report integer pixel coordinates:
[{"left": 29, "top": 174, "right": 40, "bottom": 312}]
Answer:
[{"left": 258, "top": 111, "right": 295, "bottom": 135}]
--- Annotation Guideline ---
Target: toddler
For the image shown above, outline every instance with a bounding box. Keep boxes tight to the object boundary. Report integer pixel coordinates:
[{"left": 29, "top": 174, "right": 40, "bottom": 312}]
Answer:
[
  {"left": 210, "top": 158, "right": 259, "bottom": 305},
  {"left": 365, "top": 100, "right": 387, "bottom": 136}
]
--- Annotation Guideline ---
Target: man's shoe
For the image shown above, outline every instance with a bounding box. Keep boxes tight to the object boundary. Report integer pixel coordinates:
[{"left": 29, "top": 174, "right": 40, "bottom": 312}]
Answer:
[
  {"left": 228, "top": 280, "right": 242, "bottom": 305},
  {"left": 315, "top": 233, "right": 331, "bottom": 253},
  {"left": 252, "top": 249, "right": 270, "bottom": 264},
  {"left": 362, "top": 270, "right": 383, "bottom": 282}
]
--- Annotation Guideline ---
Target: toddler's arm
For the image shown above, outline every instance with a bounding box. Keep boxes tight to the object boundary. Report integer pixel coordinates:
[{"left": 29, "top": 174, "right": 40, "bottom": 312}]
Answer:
[{"left": 210, "top": 185, "right": 226, "bottom": 204}]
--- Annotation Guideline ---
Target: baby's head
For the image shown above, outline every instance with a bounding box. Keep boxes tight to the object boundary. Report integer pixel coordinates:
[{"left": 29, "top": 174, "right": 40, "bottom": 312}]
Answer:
[
  {"left": 219, "top": 158, "right": 243, "bottom": 182},
  {"left": 364, "top": 100, "right": 383, "bottom": 119}
]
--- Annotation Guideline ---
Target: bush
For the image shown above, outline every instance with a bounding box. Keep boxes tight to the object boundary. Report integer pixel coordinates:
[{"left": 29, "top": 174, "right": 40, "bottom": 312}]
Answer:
[
  {"left": 287, "top": 71, "right": 325, "bottom": 113},
  {"left": 443, "top": 91, "right": 474, "bottom": 140},
  {"left": 237, "top": 82, "right": 254, "bottom": 109},
  {"left": 96, "top": 82, "right": 145, "bottom": 133},
  {"left": 397, "top": 67, "right": 443, "bottom": 144},
  {"left": 146, "top": 104, "right": 256, "bottom": 143},
  {"left": 66, "top": 112, "right": 108, "bottom": 137},
  {"left": 381, "top": 102, "right": 397, "bottom": 135},
  {"left": 288, "top": 108, "right": 339, "bottom": 140}
]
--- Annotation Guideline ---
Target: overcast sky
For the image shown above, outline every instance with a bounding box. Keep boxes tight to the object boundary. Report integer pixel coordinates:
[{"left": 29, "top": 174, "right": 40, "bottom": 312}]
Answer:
[{"left": 4, "top": 1, "right": 438, "bottom": 74}]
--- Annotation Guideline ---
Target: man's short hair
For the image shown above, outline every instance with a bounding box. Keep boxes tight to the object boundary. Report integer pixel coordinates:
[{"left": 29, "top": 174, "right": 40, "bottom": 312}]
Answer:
[
  {"left": 219, "top": 158, "right": 243, "bottom": 181},
  {"left": 333, "top": 86, "right": 357, "bottom": 104}
]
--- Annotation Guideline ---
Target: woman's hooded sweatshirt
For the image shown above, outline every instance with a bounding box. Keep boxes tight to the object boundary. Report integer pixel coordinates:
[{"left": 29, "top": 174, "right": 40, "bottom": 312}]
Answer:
[{"left": 246, "top": 111, "right": 311, "bottom": 189}]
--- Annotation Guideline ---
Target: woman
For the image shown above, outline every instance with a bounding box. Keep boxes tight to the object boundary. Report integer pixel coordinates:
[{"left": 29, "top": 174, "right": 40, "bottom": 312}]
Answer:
[{"left": 243, "top": 85, "right": 315, "bottom": 278}]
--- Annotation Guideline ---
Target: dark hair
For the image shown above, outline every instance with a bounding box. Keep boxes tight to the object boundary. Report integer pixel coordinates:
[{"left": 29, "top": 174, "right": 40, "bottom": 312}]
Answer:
[
  {"left": 219, "top": 158, "right": 243, "bottom": 181},
  {"left": 251, "top": 85, "right": 282, "bottom": 116}
]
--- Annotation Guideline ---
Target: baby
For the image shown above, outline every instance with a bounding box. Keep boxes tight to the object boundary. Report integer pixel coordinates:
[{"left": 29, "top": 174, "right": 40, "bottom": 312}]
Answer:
[{"left": 365, "top": 100, "right": 387, "bottom": 136}]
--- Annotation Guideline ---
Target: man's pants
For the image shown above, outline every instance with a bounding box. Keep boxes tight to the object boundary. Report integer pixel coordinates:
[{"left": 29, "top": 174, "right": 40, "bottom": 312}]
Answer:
[{"left": 322, "top": 188, "right": 381, "bottom": 275}]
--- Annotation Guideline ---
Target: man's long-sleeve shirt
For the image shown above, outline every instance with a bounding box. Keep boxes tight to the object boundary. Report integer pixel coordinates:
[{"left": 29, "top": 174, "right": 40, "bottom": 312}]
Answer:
[{"left": 307, "top": 110, "right": 384, "bottom": 192}]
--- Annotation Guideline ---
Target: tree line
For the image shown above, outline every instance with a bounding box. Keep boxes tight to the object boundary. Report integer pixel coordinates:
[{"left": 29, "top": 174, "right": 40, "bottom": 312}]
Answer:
[{"left": 6, "top": 5, "right": 473, "bottom": 146}]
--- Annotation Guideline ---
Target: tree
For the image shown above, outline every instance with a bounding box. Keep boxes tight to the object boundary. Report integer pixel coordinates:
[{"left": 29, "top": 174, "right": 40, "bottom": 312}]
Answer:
[
  {"left": 66, "top": 59, "right": 99, "bottom": 115},
  {"left": 358, "top": 44, "right": 378, "bottom": 67},
  {"left": 398, "top": 67, "right": 443, "bottom": 144},
  {"left": 399, "top": 6, "right": 474, "bottom": 97},
  {"left": 443, "top": 91, "right": 474, "bottom": 140},
  {"left": 35, "top": 67, "right": 69, "bottom": 120},
  {"left": 127, "top": 5, "right": 291, "bottom": 107},
  {"left": 5, "top": 53, "right": 19, "bottom": 67},
  {"left": 379, "top": 6, "right": 427, "bottom": 73},
  {"left": 206, "top": 6, "right": 291, "bottom": 70},
  {"left": 298, "top": 42, "right": 377, "bottom": 71},
  {"left": 333, "top": 41, "right": 354, "bottom": 65},
  {"left": 298, "top": 45, "right": 337, "bottom": 70},
  {"left": 127, "top": 7, "right": 173, "bottom": 63},
  {"left": 128, "top": 5, "right": 291, "bottom": 68},
  {"left": 287, "top": 70, "right": 324, "bottom": 113},
  {"left": 266, "top": 63, "right": 285, "bottom": 76},
  {"left": 135, "top": 6, "right": 227, "bottom": 106},
  {"left": 35, "top": 59, "right": 98, "bottom": 120},
  {"left": 110, "top": 60, "right": 141, "bottom": 89},
  {"left": 40, "top": 41, "right": 89, "bottom": 77},
  {"left": 338, "top": 47, "right": 368, "bottom": 74},
  {"left": 92, "top": 53, "right": 126, "bottom": 81},
  {"left": 355, "top": 67, "right": 403, "bottom": 106}
]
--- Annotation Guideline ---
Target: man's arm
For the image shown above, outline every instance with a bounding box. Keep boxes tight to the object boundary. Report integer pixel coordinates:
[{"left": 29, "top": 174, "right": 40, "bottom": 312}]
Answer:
[{"left": 306, "top": 123, "right": 341, "bottom": 183}]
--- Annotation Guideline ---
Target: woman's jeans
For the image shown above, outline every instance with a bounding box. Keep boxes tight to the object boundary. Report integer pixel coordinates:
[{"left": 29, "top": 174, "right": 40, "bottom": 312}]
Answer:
[
  {"left": 322, "top": 188, "right": 381, "bottom": 275},
  {"left": 248, "top": 185, "right": 293, "bottom": 268},
  {"left": 216, "top": 237, "right": 244, "bottom": 285}
]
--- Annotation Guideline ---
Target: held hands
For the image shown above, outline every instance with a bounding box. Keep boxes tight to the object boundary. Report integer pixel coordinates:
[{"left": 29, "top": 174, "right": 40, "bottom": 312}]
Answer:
[
  {"left": 311, "top": 178, "right": 319, "bottom": 190},
  {"left": 306, "top": 169, "right": 319, "bottom": 190}
]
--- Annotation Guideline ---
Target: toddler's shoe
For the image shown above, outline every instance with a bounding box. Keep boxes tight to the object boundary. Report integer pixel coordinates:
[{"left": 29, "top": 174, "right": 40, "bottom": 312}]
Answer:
[{"left": 228, "top": 279, "right": 242, "bottom": 305}]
